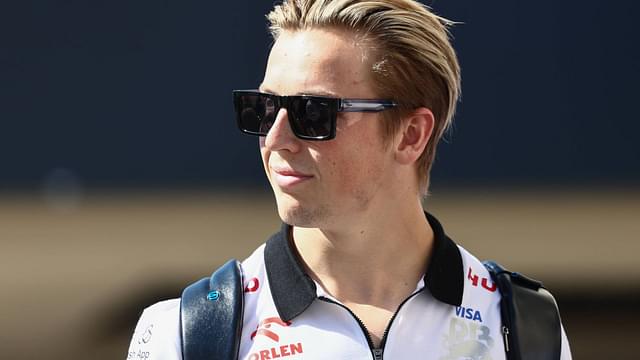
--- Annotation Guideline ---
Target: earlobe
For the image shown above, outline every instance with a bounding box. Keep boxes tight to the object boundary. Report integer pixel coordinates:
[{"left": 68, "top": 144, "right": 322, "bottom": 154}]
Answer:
[{"left": 395, "top": 108, "right": 435, "bottom": 165}]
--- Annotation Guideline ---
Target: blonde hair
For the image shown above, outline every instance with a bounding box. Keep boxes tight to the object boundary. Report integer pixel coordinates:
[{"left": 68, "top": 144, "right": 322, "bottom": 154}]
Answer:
[{"left": 267, "top": 0, "right": 461, "bottom": 193}]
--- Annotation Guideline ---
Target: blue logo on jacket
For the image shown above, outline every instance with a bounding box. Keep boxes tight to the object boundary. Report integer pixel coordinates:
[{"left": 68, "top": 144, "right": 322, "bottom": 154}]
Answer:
[{"left": 455, "top": 306, "right": 483, "bottom": 323}]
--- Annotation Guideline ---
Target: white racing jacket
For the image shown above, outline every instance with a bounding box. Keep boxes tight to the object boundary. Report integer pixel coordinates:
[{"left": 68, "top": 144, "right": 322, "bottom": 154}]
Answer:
[{"left": 127, "top": 213, "right": 572, "bottom": 360}]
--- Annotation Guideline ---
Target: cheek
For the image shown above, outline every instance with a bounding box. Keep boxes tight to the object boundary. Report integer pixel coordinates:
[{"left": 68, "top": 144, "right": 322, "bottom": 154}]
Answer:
[
  {"left": 325, "top": 151, "right": 386, "bottom": 212},
  {"left": 320, "top": 139, "right": 386, "bottom": 194}
]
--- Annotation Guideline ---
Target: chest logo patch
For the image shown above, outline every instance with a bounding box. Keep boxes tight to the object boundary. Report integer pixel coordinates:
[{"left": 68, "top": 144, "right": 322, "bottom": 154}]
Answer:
[
  {"left": 440, "top": 318, "right": 495, "bottom": 360},
  {"left": 249, "top": 317, "right": 304, "bottom": 359},
  {"left": 251, "top": 317, "right": 291, "bottom": 342},
  {"left": 467, "top": 267, "right": 497, "bottom": 293},
  {"left": 455, "top": 306, "right": 483, "bottom": 322},
  {"left": 245, "top": 277, "right": 260, "bottom": 293}
]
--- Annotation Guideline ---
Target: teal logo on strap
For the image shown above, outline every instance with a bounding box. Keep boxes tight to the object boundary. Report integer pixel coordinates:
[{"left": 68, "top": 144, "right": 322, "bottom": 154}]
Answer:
[{"left": 207, "top": 290, "right": 220, "bottom": 301}]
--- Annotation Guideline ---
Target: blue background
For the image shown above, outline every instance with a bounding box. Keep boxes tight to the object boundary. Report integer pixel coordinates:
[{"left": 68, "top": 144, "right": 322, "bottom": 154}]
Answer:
[{"left": 1, "top": 0, "right": 638, "bottom": 189}]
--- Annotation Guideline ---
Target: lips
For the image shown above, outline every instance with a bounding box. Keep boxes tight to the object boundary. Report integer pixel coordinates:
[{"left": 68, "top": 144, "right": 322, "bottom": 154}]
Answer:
[{"left": 271, "top": 166, "right": 313, "bottom": 188}]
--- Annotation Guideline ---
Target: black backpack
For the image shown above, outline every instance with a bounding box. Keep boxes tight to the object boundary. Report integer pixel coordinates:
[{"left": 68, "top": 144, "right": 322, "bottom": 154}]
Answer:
[{"left": 179, "top": 259, "right": 561, "bottom": 360}]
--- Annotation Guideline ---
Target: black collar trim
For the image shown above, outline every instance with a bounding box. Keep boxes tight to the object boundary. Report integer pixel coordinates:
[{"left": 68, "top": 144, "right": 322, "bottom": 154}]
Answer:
[
  {"left": 264, "top": 213, "right": 464, "bottom": 322},
  {"left": 264, "top": 225, "right": 318, "bottom": 321},
  {"left": 423, "top": 212, "right": 464, "bottom": 306}
]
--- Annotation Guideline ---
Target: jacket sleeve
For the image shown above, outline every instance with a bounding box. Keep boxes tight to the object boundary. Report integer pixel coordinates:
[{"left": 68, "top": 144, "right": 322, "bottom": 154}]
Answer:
[
  {"left": 560, "top": 324, "right": 572, "bottom": 360},
  {"left": 126, "top": 299, "right": 182, "bottom": 360}
]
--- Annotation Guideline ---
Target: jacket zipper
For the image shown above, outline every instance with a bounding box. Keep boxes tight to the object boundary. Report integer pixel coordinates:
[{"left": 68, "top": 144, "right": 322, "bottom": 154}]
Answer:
[
  {"left": 372, "top": 348, "right": 383, "bottom": 360},
  {"left": 318, "top": 297, "right": 379, "bottom": 357},
  {"left": 502, "top": 325, "right": 511, "bottom": 353},
  {"left": 377, "top": 289, "right": 424, "bottom": 350},
  {"left": 319, "top": 288, "right": 424, "bottom": 360}
]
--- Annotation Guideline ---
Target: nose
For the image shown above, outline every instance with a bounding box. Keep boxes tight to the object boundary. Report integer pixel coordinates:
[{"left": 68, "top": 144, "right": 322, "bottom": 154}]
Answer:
[{"left": 262, "top": 108, "right": 301, "bottom": 153}]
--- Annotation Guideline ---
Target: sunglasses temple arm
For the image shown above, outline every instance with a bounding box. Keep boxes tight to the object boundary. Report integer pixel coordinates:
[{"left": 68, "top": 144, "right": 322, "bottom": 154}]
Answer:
[{"left": 339, "top": 100, "right": 397, "bottom": 112}]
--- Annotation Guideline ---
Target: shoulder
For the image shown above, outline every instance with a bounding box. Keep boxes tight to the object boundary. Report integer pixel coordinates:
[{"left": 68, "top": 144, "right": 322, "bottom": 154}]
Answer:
[
  {"left": 456, "top": 245, "right": 501, "bottom": 303},
  {"left": 127, "top": 299, "right": 182, "bottom": 360},
  {"left": 456, "top": 246, "right": 573, "bottom": 359},
  {"left": 239, "top": 243, "right": 268, "bottom": 294},
  {"left": 126, "top": 243, "right": 269, "bottom": 360},
  {"left": 241, "top": 242, "right": 267, "bottom": 274}
]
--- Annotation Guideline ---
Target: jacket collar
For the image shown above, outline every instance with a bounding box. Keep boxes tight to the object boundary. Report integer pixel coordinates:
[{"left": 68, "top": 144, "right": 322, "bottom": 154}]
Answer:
[{"left": 264, "top": 212, "right": 464, "bottom": 321}]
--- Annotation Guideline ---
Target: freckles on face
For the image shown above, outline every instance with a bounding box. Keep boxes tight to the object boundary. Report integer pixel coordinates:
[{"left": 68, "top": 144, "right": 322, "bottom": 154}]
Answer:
[
  {"left": 317, "top": 116, "right": 389, "bottom": 210},
  {"left": 257, "top": 28, "right": 394, "bottom": 225}
]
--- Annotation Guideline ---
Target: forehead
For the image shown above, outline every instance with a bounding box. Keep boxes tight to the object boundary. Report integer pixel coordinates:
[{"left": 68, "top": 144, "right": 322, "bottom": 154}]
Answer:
[{"left": 261, "top": 29, "right": 375, "bottom": 97}]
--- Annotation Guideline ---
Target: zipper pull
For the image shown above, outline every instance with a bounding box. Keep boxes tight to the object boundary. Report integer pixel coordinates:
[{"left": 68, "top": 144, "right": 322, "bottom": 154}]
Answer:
[
  {"left": 502, "top": 326, "right": 510, "bottom": 353},
  {"left": 372, "top": 348, "right": 383, "bottom": 360}
]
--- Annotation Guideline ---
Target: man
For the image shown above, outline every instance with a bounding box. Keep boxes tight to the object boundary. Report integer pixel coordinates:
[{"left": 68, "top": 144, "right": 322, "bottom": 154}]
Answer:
[{"left": 128, "top": 0, "right": 572, "bottom": 359}]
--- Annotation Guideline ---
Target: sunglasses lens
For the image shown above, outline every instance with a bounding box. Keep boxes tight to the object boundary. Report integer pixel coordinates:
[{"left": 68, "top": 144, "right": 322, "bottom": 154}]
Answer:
[
  {"left": 289, "top": 97, "right": 335, "bottom": 139},
  {"left": 234, "top": 92, "right": 337, "bottom": 140},
  {"left": 234, "top": 93, "right": 278, "bottom": 135}
]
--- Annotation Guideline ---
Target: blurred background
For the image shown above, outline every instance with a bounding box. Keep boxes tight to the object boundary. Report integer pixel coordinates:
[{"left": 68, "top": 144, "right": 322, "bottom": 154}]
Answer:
[{"left": 1, "top": 0, "right": 638, "bottom": 359}]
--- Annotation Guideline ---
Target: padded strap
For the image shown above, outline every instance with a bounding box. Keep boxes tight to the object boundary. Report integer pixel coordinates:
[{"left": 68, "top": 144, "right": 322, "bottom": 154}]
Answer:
[
  {"left": 180, "top": 259, "right": 244, "bottom": 360},
  {"left": 484, "top": 261, "right": 561, "bottom": 360}
]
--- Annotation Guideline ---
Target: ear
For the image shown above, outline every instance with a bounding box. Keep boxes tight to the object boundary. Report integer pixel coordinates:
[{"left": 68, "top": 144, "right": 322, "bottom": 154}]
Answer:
[{"left": 394, "top": 107, "right": 435, "bottom": 165}]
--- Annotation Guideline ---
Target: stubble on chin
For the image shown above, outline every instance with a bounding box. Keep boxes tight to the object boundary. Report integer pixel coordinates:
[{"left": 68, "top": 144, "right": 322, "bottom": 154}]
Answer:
[{"left": 277, "top": 199, "right": 329, "bottom": 228}]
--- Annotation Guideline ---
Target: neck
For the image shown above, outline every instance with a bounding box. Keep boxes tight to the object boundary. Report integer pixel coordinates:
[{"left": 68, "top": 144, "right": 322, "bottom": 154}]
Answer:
[{"left": 291, "top": 197, "right": 434, "bottom": 309}]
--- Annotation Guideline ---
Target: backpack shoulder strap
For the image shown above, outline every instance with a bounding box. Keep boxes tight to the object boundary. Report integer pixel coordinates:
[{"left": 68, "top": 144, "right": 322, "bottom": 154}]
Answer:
[
  {"left": 483, "top": 260, "right": 561, "bottom": 360},
  {"left": 180, "top": 259, "right": 244, "bottom": 360}
]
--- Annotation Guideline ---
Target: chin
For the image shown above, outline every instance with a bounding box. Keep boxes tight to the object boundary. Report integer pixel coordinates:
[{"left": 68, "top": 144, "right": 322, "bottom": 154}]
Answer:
[{"left": 275, "top": 196, "right": 327, "bottom": 228}]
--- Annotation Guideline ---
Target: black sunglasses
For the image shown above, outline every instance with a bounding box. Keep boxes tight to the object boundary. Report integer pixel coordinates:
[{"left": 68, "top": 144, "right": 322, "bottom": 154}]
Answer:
[{"left": 232, "top": 90, "right": 397, "bottom": 140}]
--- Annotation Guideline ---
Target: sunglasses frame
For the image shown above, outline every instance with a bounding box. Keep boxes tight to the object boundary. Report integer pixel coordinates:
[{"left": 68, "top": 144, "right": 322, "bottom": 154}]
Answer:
[{"left": 233, "top": 90, "right": 397, "bottom": 141}]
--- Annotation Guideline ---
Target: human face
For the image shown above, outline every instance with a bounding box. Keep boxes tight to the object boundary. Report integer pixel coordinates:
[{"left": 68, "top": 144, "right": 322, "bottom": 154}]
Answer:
[{"left": 259, "top": 29, "right": 396, "bottom": 228}]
